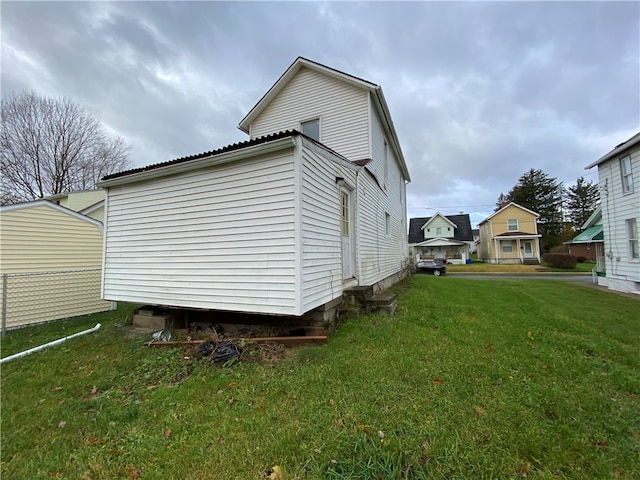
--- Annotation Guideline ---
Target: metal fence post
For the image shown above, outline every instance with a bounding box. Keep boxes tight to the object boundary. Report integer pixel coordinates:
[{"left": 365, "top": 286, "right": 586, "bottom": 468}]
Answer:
[{"left": 2, "top": 273, "right": 8, "bottom": 338}]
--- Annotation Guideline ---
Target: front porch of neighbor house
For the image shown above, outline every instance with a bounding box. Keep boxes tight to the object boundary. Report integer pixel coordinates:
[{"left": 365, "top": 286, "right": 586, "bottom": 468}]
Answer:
[
  {"left": 413, "top": 238, "right": 470, "bottom": 264},
  {"left": 490, "top": 234, "right": 541, "bottom": 264}
]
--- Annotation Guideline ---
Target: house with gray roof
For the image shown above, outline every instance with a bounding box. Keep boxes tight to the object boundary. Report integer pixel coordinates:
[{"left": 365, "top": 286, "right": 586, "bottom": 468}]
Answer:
[{"left": 408, "top": 213, "right": 474, "bottom": 264}]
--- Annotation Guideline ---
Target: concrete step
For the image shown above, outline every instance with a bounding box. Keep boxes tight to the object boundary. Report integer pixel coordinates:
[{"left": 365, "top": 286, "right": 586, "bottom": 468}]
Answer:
[
  {"left": 366, "top": 293, "right": 398, "bottom": 315},
  {"left": 132, "top": 314, "right": 174, "bottom": 330}
]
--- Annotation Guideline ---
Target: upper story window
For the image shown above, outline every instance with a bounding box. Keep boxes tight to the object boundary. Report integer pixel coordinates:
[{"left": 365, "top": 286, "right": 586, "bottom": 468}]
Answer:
[
  {"left": 385, "top": 212, "right": 391, "bottom": 236},
  {"left": 620, "top": 155, "right": 634, "bottom": 193},
  {"left": 301, "top": 119, "right": 320, "bottom": 142},
  {"left": 436, "top": 227, "right": 442, "bottom": 236},
  {"left": 383, "top": 140, "right": 389, "bottom": 188},
  {"left": 507, "top": 219, "right": 518, "bottom": 231}
]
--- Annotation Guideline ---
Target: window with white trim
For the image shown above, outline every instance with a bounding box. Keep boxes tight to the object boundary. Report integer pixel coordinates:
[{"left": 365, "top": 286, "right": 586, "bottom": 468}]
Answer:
[
  {"left": 507, "top": 219, "right": 518, "bottom": 232},
  {"left": 301, "top": 119, "right": 320, "bottom": 141},
  {"left": 502, "top": 241, "right": 513, "bottom": 253},
  {"left": 627, "top": 218, "right": 639, "bottom": 259},
  {"left": 620, "top": 156, "right": 634, "bottom": 193},
  {"left": 385, "top": 212, "right": 391, "bottom": 236},
  {"left": 436, "top": 227, "right": 442, "bottom": 236}
]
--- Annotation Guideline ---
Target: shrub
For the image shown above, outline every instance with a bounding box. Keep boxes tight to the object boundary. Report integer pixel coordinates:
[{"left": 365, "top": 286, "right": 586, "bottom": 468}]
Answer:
[
  {"left": 576, "top": 256, "right": 587, "bottom": 263},
  {"left": 543, "top": 253, "right": 577, "bottom": 269}
]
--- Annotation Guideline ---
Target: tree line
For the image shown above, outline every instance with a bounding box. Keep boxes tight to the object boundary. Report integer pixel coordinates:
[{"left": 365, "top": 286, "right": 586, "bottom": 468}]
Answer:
[
  {"left": 1, "top": 91, "right": 131, "bottom": 205},
  {"left": 496, "top": 168, "right": 600, "bottom": 252}
]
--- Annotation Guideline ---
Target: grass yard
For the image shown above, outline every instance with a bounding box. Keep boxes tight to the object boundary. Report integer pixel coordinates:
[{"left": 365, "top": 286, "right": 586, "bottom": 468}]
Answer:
[{"left": 1, "top": 277, "right": 638, "bottom": 479}]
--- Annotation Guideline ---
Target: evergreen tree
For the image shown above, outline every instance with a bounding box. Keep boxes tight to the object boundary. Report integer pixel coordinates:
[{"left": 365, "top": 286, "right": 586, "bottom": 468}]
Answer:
[
  {"left": 565, "top": 177, "right": 600, "bottom": 232},
  {"left": 500, "top": 169, "right": 564, "bottom": 252}
]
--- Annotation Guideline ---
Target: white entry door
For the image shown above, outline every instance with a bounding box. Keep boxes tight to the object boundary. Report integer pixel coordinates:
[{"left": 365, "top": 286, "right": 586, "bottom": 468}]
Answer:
[
  {"left": 341, "top": 189, "right": 355, "bottom": 279},
  {"left": 523, "top": 241, "right": 533, "bottom": 257}
]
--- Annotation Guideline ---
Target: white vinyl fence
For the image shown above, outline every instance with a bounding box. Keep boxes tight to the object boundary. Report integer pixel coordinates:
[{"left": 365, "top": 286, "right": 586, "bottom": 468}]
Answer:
[{"left": 1, "top": 269, "right": 111, "bottom": 336}]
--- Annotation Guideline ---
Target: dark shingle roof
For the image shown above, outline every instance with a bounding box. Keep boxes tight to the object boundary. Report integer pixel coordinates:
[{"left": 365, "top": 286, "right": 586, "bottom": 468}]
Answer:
[
  {"left": 101, "top": 130, "right": 303, "bottom": 181},
  {"left": 408, "top": 214, "right": 473, "bottom": 244}
]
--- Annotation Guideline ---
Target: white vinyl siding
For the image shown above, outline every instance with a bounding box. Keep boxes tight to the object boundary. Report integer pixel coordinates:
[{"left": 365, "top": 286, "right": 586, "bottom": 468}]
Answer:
[
  {"left": 299, "top": 143, "right": 356, "bottom": 312},
  {"left": 597, "top": 146, "right": 640, "bottom": 289},
  {"left": 250, "top": 67, "right": 370, "bottom": 160},
  {"left": 103, "top": 150, "right": 299, "bottom": 315}
]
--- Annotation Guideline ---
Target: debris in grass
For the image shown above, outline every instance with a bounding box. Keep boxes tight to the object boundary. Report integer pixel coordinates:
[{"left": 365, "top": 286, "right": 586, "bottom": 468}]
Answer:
[{"left": 151, "top": 329, "right": 171, "bottom": 342}]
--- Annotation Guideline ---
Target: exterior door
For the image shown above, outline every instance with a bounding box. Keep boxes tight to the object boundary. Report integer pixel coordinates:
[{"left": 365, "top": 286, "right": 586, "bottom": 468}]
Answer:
[
  {"left": 523, "top": 241, "right": 533, "bottom": 258},
  {"left": 341, "top": 189, "right": 355, "bottom": 279}
]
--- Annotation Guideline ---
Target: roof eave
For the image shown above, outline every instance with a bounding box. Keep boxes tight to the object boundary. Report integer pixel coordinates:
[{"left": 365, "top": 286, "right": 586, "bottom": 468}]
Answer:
[
  {"left": 585, "top": 131, "right": 640, "bottom": 169},
  {"left": 98, "top": 136, "right": 297, "bottom": 188}
]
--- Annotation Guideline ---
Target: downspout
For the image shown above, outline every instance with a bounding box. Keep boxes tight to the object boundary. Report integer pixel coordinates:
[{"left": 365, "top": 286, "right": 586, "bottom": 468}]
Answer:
[{"left": 0, "top": 323, "right": 101, "bottom": 364}]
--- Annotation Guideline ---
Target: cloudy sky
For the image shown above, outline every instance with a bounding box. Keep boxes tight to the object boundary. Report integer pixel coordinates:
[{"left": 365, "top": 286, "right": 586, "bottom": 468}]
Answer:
[{"left": 2, "top": 1, "right": 639, "bottom": 226}]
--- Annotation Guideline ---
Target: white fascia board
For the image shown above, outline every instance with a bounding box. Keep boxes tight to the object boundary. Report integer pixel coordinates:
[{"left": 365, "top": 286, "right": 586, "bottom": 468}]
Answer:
[
  {"left": 585, "top": 131, "right": 640, "bottom": 169},
  {"left": 98, "top": 137, "right": 297, "bottom": 188},
  {"left": 0, "top": 200, "right": 104, "bottom": 234},
  {"left": 480, "top": 202, "right": 540, "bottom": 224},
  {"left": 238, "top": 57, "right": 377, "bottom": 134},
  {"left": 372, "top": 88, "right": 411, "bottom": 182},
  {"left": 422, "top": 213, "right": 457, "bottom": 229}
]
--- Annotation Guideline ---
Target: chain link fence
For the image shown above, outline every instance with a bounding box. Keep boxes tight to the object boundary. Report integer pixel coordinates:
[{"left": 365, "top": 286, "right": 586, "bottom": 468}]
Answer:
[{"left": 0, "top": 269, "right": 112, "bottom": 335}]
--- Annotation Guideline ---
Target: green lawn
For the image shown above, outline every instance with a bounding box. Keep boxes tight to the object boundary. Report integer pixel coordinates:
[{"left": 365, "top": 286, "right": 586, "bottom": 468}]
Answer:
[{"left": 2, "top": 278, "right": 638, "bottom": 479}]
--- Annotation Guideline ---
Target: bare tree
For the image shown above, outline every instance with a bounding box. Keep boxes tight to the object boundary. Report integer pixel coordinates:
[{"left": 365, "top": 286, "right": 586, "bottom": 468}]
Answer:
[{"left": 1, "top": 91, "right": 131, "bottom": 205}]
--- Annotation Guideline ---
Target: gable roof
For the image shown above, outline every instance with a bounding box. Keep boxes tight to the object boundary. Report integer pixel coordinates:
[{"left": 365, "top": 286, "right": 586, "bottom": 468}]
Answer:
[
  {"left": 408, "top": 214, "right": 473, "bottom": 244},
  {"left": 585, "top": 131, "right": 640, "bottom": 169},
  {"left": 422, "top": 212, "right": 457, "bottom": 230},
  {"left": 581, "top": 206, "right": 602, "bottom": 230},
  {"left": 238, "top": 56, "right": 410, "bottom": 182},
  {"left": 478, "top": 202, "right": 540, "bottom": 226}
]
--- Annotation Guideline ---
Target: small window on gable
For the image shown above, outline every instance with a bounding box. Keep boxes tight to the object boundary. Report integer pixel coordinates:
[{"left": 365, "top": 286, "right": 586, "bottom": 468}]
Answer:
[
  {"left": 301, "top": 119, "right": 320, "bottom": 142},
  {"left": 385, "top": 212, "right": 391, "bottom": 236},
  {"left": 507, "top": 219, "right": 518, "bottom": 231},
  {"left": 436, "top": 227, "right": 442, "bottom": 235},
  {"left": 621, "top": 156, "right": 634, "bottom": 193}
]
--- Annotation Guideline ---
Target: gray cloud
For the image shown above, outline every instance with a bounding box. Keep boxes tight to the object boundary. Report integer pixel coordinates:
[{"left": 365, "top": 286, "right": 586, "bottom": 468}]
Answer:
[{"left": 2, "top": 1, "right": 638, "bottom": 226}]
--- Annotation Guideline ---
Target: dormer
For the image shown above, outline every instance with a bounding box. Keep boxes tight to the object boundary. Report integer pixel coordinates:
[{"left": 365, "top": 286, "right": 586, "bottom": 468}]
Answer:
[
  {"left": 238, "top": 57, "right": 410, "bottom": 187},
  {"left": 421, "top": 213, "right": 457, "bottom": 240}
]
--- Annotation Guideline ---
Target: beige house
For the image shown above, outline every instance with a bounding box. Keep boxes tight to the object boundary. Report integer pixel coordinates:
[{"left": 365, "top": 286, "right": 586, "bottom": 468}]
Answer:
[
  {"left": 0, "top": 200, "right": 110, "bottom": 331},
  {"left": 477, "top": 202, "right": 542, "bottom": 264},
  {"left": 46, "top": 189, "right": 105, "bottom": 222}
]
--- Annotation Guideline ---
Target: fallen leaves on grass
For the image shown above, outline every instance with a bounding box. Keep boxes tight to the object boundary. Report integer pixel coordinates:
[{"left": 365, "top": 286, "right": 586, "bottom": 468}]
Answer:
[
  {"left": 163, "top": 428, "right": 171, "bottom": 439},
  {"left": 431, "top": 377, "right": 444, "bottom": 385},
  {"left": 474, "top": 406, "right": 485, "bottom": 416}
]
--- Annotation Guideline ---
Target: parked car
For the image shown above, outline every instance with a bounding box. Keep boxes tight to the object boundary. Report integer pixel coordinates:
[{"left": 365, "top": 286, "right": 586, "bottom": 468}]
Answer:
[{"left": 416, "top": 260, "right": 447, "bottom": 276}]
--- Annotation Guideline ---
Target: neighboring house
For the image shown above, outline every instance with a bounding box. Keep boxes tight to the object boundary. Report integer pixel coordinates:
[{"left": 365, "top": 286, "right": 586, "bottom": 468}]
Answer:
[
  {"left": 98, "top": 57, "right": 411, "bottom": 320},
  {"left": 0, "top": 200, "right": 111, "bottom": 331},
  {"left": 585, "top": 131, "right": 640, "bottom": 294},
  {"left": 470, "top": 229, "right": 479, "bottom": 254},
  {"left": 477, "top": 202, "right": 542, "bottom": 264},
  {"left": 564, "top": 206, "right": 604, "bottom": 264},
  {"left": 408, "top": 213, "right": 474, "bottom": 264},
  {"left": 46, "top": 189, "right": 106, "bottom": 222}
]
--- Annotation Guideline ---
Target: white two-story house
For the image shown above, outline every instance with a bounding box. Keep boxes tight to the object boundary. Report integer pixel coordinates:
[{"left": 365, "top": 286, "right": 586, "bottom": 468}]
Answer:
[
  {"left": 585, "top": 131, "right": 640, "bottom": 294},
  {"left": 98, "top": 57, "right": 411, "bottom": 321}
]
